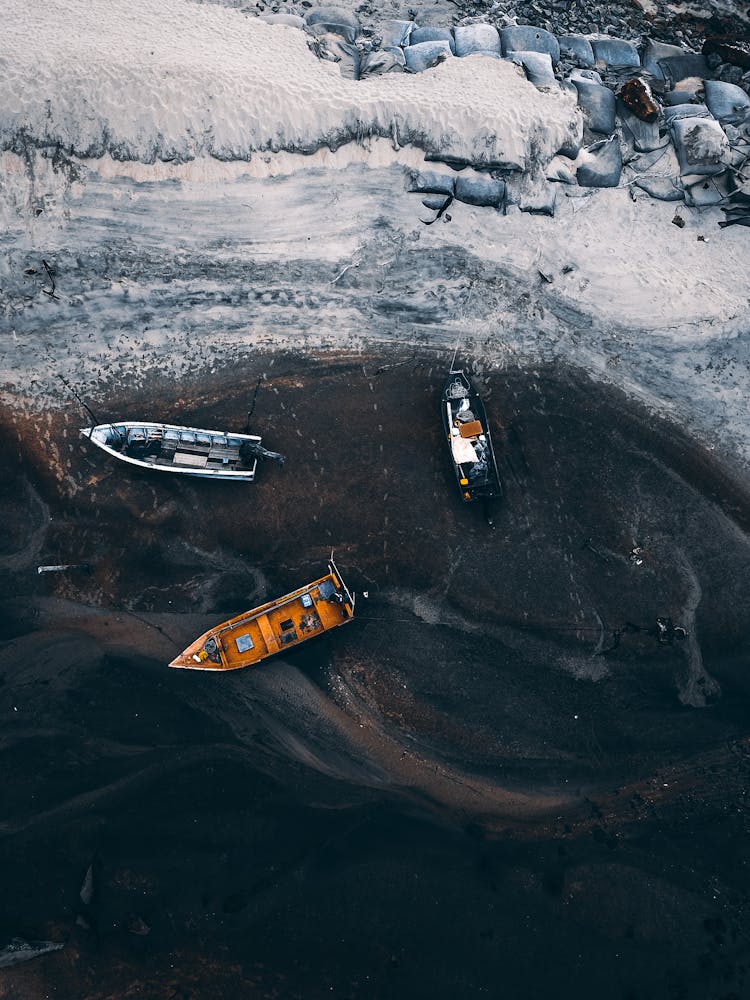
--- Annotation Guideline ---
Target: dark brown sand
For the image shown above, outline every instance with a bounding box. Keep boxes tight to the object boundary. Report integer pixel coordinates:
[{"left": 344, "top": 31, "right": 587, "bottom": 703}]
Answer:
[{"left": 1, "top": 350, "right": 749, "bottom": 999}]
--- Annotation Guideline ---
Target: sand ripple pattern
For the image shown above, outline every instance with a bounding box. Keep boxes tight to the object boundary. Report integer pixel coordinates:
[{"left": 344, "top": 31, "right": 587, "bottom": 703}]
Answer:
[{"left": 1, "top": 0, "right": 577, "bottom": 171}]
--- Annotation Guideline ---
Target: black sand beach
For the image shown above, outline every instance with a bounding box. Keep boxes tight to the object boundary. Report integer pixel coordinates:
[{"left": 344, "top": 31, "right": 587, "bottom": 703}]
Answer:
[{"left": 1, "top": 352, "right": 749, "bottom": 998}]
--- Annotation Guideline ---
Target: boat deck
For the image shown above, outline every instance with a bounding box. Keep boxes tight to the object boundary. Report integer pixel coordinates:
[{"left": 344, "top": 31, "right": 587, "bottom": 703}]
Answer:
[{"left": 170, "top": 569, "right": 354, "bottom": 671}]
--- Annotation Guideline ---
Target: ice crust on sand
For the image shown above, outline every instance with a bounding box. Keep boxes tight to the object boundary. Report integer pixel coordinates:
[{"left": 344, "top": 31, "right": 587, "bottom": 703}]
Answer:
[{"left": 1, "top": 0, "right": 577, "bottom": 173}]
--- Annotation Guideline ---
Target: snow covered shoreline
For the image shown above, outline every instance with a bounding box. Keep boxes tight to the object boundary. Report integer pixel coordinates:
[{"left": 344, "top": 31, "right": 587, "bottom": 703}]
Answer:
[{"left": 1, "top": 0, "right": 748, "bottom": 476}]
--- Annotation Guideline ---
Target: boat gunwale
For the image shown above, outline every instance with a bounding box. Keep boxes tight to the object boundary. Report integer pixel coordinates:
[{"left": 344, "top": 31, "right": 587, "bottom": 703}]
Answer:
[{"left": 80, "top": 421, "right": 262, "bottom": 478}]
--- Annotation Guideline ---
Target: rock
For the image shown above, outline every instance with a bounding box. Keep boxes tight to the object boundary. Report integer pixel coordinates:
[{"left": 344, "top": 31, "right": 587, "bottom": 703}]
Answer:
[
  {"left": 501, "top": 25, "right": 560, "bottom": 63},
  {"left": 576, "top": 134, "right": 622, "bottom": 186},
  {"left": 404, "top": 40, "right": 452, "bottom": 72},
  {"left": 703, "top": 36, "right": 750, "bottom": 72},
  {"left": 618, "top": 78, "right": 659, "bottom": 123},
  {"left": 453, "top": 24, "right": 502, "bottom": 57}
]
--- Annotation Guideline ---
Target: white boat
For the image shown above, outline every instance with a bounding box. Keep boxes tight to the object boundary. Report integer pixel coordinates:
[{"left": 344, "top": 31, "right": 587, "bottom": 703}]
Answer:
[{"left": 80, "top": 421, "right": 282, "bottom": 481}]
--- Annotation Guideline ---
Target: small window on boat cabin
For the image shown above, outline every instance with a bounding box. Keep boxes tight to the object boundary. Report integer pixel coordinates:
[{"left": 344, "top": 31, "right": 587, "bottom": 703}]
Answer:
[
  {"left": 280, "top": 618, "right": 295, "bottom": 632},
  {"left": 235, "top": 633, "right": 255, "bottom": 653}
]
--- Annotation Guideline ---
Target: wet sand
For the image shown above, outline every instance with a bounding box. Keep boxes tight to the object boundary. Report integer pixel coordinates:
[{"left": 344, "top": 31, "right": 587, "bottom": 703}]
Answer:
[{"left": 1, "top": 350, "right": 750, "bottom": 998}]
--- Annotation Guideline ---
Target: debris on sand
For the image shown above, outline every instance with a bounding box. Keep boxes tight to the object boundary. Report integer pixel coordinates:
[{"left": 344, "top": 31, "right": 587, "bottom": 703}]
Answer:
[{"left": 0, "top": 937, "right": 64, "bottom": 968}]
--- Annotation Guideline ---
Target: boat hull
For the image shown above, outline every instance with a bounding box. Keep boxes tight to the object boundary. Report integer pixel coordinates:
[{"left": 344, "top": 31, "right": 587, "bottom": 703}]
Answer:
[
  {"left": 170, "top": 560, "right": 355, "bottom": 671},
  {"left": 442, "top": 370, "right": 502, "bottom": 503},
  {"left": 81, "top": 421, "right": 261, "bottom": 480}
]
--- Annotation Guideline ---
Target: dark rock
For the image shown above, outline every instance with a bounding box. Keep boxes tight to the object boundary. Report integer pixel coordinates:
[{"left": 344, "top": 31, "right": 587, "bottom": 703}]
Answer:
[
  {"left": 618, "top": 77, "right": 659, "bottom": 123},
  {"left": 703, "top": 36, "right": 750, "bottom": 72}
]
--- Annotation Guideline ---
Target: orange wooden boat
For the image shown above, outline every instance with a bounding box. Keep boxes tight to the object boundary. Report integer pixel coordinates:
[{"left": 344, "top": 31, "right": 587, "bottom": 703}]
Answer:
[{"left": 169, "top": 557, "right": 355, "bottom": 671}]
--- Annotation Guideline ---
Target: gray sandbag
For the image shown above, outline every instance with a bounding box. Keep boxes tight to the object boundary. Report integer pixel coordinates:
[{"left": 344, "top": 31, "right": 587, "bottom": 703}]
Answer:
[
  {"left": 704, "top": 80, "right": 750, "bottom": 125},
  {"left": 454, "top": 172, "right": 506, "bottom": 207},
  {"left": 305, "top": 7, "right": 359, "bottom": 43},
  {"left": 409, "top": 168, "right": 457, "bottom": 195},
  {"left": 671, "top": 116, "right": 730, "bottom": 176},
  {"left": 569, "top": 67, "right": 602, "bottom": 84},
  {"left": 501, "top": 26, "right": 560, "bottom": 64},
  {"left": 379, "top": 19, "right": 414, "bottom": 48},
  {"left": 556, "top": 115, "right": 584, "bottom": 158},
  {"left": 404, "top": 40, "right": 452, "bottom": 72},
  {"left": 573, "top": 79, "right": 616, "bottom": 133},
  {"left": 576, "top": 134, "right": 623, "bottom": 187},
  {"left": 558, "top": 34, "right": 595, "bottom": 67},
  {"left": 360, "top": 47, "right": 405, "bottom": 77},
  {"left": 421, "top": 193, "right": 452, "bottom": 210},
  {"left": 453, "top": 24, "right": 501, "bottom": 57},
  {"left": 260, "top": 13, "right": 305, "bottom": 28},
  {"left": 411, "top": 26, "right": 455, "bottom": 53},
  {"left": 641, "top": 39, "right": 685, "bottom": 79},
  {"left": 617, "top": 103, "right": 663, "bottom": 152},
  {"left": 658, "top": 54, "right": 708, "bottom": 86},
  {"left": 546, "top": 155, "right": 578, "bottom": 184},
  {"left": 683, "top": 172, "right": 732, "bottom": 207},
  {"left": 505, "top": 173, "right": 557, "bottom": 214},
  {"left": 507, "top": 50, "right": 557, "bottom": 88},
  {"left": 662, "top": 103, "right": 711, "bottom": 123},
  {"left": 633, "top": 176, "right": 684, "bottom": 200},
  {"left": 591, "top": 38, "right": 640, "bottom": 69},
  {"left": 664, "top": 90, "right": 701, "bottom": 106},
  {"left": 311, "top": 33, "right": 360, "bottom": 78}
]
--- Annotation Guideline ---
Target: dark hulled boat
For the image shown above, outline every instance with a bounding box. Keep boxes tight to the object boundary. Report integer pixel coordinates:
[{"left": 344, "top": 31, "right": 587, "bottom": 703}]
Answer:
[{"left": 442, "top": 370, "right": 502, "bottom": 504}]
